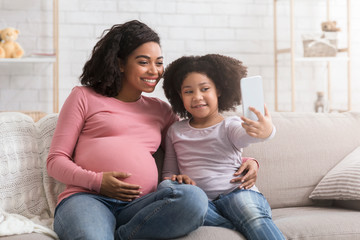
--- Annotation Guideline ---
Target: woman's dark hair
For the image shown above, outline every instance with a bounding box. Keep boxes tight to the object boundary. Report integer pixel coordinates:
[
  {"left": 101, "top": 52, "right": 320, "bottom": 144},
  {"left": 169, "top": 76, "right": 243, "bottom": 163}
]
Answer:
[
  {"left": 163, "top": 54, "right": 247, "bottom": 119},
  {"left": 80, "top": 20, "right": 160, "bottom": 97}
]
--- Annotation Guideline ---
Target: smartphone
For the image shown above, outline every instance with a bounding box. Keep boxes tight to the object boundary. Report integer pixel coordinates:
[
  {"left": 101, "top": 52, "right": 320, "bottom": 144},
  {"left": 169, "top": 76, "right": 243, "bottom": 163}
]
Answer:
[{"left": 240, "top": 76, "right": 265, "bottom": 121}]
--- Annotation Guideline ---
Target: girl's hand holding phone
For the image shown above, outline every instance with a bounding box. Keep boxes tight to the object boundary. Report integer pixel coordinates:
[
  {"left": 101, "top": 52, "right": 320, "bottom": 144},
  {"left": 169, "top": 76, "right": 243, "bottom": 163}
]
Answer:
[{"left": 241, "top": 104, "right": 273, "bottom": 139}]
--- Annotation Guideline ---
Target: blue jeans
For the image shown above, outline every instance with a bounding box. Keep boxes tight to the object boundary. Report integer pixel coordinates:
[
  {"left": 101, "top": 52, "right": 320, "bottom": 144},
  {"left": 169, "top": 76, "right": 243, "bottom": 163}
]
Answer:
[
  {"left": 54, "top": 180, "right": 208, "bottom": 240},
  {"left": 204, "top": 189, "right": 285, "bottom": 240}
]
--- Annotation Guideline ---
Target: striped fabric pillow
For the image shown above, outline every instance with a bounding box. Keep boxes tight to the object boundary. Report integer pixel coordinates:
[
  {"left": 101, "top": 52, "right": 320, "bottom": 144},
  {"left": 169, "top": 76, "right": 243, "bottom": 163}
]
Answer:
[{"left": 310, "top": 146, "right": 360, "bottom": 200}]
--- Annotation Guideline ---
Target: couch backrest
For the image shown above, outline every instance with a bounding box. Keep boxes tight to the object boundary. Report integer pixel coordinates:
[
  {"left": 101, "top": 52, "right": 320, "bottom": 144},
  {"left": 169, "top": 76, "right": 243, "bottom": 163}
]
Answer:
[{"left": 242, "top": 112, "right": 360, "bottom": 209}]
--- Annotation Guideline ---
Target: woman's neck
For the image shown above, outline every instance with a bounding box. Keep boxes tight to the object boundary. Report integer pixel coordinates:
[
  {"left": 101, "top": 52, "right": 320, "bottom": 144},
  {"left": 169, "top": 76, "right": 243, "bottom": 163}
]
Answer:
[{"left": 114, "top": 92, "right": 141, "bottom": 102}]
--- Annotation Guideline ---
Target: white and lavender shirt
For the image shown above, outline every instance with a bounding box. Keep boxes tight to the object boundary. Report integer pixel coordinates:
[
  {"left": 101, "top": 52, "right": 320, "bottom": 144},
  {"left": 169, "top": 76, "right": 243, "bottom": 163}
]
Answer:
[{"left": 162, "top": 116, "right": 275, "bottom": 200}]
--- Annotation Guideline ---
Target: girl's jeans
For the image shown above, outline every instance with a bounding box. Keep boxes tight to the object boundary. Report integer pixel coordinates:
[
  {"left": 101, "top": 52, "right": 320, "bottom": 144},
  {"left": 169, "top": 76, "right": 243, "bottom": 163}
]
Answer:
[
  {"left": 54, "top": 180, "right": 208, "bottom": 240},
  {"left": 204, "top": 189, "right": 285, "bottom": 240}
]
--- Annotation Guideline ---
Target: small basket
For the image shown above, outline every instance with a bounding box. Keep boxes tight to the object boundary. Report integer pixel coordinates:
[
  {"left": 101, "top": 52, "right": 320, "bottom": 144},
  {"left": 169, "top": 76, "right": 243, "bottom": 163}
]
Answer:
[{"left": 302, "top": 32, "right": 338, "bottom": 57}]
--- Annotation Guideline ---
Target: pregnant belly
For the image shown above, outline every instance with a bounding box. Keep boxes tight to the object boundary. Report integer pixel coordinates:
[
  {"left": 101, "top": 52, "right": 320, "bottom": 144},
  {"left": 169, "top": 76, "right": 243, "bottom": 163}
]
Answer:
[{"left": 75, "top": 138, "right": 159, "bottom": 196}]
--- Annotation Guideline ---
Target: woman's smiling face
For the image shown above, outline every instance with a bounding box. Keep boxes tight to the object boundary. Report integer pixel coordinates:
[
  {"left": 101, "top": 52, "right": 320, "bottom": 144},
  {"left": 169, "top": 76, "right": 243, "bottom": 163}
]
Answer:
[{"left": 118, "top": 41, "right": 164, "bottom": 101}]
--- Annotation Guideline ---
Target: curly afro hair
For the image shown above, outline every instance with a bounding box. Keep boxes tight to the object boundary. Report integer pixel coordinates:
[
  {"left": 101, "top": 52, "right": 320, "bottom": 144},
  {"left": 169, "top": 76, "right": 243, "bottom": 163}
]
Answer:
[
  {"left": 163, "top": 54, "right": 247, "bottom": 119},
  {"left": 80, "top": 20, "right": 160, "bottom": 97}
]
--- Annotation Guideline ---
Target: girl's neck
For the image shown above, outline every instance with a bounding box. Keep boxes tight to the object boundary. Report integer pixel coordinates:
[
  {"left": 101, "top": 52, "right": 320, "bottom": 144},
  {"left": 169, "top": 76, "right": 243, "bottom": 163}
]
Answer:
[{"left": 189, "top": 113, "right": 224, "bottom": 128}]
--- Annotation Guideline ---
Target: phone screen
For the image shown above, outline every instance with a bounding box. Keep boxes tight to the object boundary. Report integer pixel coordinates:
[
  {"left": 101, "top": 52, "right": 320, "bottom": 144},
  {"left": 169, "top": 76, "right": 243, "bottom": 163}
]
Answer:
[{"left": 240, "top": 76, "right": 265, "bottom": 121}]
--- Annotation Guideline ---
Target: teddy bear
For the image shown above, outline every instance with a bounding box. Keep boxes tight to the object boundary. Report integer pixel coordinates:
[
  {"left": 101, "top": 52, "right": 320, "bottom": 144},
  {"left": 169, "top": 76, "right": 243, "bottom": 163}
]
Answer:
[
  {"left": 0, "top": 27, "right": 24, "bottom": 58},
  {"left": 0, "top": 46, "right": 5, "bottom": 58},
  {"left": 321, "top": 21, "right": 341, "bottom": 32}
]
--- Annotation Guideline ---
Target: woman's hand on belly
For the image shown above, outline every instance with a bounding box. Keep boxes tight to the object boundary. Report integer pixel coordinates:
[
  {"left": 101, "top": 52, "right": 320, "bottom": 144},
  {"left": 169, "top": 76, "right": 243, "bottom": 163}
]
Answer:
[{"left": 100, "top": 172, "right": 142, "bottom": 202}]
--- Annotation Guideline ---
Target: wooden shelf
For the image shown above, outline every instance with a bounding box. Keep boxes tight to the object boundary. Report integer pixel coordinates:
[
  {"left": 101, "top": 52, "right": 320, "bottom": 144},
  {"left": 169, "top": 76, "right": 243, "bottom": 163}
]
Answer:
[
  {"left": 0, "top": 56, "right": 56, "bottom": 63},
  {"left": 294, "top": 57, "right": 349, "bottom": 62},
  {"left": 273, "top": 0, "right": 351, "bottom": 112}
]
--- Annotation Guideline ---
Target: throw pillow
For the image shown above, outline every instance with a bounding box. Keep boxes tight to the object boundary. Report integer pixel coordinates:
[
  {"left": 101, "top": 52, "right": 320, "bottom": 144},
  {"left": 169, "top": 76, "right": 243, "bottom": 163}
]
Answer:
[
  {"left": 310, "top": 146, "right": 360, "bottom": 200},
  {"left": 38, "top": 114, "right": 66, "bottom": 217}
]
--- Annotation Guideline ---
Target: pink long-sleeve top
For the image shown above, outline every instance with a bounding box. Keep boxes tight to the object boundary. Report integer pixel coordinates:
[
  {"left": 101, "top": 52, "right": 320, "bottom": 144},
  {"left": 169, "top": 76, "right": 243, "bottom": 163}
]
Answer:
[{"left": 46, "top": 86, "right": 178, "bottom": 205}]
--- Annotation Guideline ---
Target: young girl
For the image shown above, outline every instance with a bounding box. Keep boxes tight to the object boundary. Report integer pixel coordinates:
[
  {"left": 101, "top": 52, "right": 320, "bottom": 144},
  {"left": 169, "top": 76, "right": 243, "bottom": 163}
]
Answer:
[{"left": 162, "top": 54, "right": 285, "bottom": 240}]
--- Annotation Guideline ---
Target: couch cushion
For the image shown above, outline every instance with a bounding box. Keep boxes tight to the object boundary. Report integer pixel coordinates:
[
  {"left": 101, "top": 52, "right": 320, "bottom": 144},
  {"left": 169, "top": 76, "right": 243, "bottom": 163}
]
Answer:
[
  {"left": 272, "top": 207, "right": 360, "bottom": 240},
  {"left": 0, "top": 112, "right": 50, "bottom": 223},
  {"left": 309, "top": 146, "right": 360, "bottom": 200},
  {"left": 238, "top": 112, "right": 360, "bottom": 208}
]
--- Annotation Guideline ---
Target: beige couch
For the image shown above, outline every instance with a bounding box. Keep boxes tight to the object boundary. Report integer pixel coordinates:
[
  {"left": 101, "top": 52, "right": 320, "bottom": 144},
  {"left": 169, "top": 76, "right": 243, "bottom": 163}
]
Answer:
[{"left": 1, "top": 111, "right": 360, "bottom": 240}]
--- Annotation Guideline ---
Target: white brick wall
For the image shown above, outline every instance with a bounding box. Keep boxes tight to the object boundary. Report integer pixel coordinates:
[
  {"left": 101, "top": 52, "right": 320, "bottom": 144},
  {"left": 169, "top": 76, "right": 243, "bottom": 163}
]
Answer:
[{"left": 0, "top": 0, "right": 359, "bottom": 113}]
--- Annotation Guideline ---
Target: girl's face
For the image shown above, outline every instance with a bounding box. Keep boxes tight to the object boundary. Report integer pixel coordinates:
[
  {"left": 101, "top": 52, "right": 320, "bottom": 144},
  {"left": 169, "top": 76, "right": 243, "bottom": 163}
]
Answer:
[
  {"left": 180, "top": 72, "right": 222, "bottom": 127},
  {"left": 118, "top": 41, "right": 164, "bottom": 101}
]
